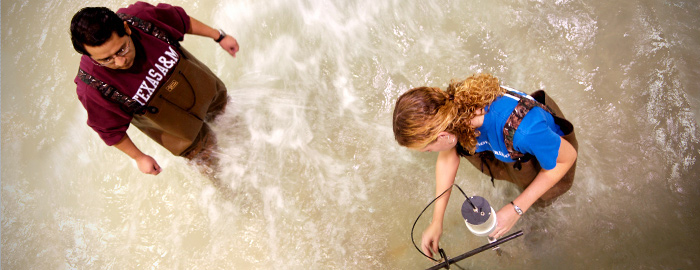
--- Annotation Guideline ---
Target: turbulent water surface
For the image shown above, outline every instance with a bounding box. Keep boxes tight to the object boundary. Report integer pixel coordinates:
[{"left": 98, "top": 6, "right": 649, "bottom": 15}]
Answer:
[{"left": 2, "top": 0, "right": 699, "bottom": 269}]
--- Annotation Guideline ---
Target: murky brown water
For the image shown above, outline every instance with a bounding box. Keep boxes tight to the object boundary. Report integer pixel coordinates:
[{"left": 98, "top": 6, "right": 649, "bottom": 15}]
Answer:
[{"left": 2, "top": 0, "right": 699, "bottom": 269}]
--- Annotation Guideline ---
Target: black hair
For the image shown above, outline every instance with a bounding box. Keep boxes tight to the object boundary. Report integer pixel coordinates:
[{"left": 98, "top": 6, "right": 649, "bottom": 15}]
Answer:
[{"left": 70, "top": 7, "right": 126, "bottom": 56}]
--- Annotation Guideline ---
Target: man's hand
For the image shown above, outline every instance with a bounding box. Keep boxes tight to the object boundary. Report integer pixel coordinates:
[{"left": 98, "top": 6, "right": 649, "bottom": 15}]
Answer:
[
  {"left": 219, "top": 35, "right": 239, "bottom": 57},
  {"left": 113, "top": 135, "right": 162, "bottom": 175},
  {"left": 188, "top": 17, "right": 240, "bottom": 57},
  {"left": 135, "top": 154, "right": 162, "bottom": 175}
]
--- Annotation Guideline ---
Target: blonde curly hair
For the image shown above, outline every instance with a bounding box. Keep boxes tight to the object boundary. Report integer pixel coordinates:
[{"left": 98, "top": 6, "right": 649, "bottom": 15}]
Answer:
[{"left": 392, "top": 73, "right": 505, "bottom": 153}]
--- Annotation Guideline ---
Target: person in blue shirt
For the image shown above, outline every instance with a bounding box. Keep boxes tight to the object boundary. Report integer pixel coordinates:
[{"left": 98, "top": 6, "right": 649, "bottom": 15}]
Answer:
[{"left": 392, "top": 73, "right": 578, "bottom": 259}]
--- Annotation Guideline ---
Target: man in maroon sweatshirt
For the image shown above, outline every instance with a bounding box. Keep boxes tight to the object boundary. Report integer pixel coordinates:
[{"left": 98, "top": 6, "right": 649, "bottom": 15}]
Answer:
[{"left": 71, "top": 2, "right": 239, "bottom": 175}]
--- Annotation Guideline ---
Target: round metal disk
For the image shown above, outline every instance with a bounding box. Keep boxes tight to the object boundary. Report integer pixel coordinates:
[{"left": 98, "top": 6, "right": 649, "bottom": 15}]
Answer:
[{"left": 461, "top": 196, "right": 492, "bottom": 225}]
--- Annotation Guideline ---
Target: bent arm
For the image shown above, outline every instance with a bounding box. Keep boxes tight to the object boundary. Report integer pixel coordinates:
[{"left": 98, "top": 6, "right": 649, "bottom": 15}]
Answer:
[
  {"left": 188, "top": 17, "right": 239, "bottom": 57},
  {"left": 113, "top": 134, "right": 162, "bottom": 175},
  {"left": 431, "top": 147, "right": 461, "bottom": 232},
  {"left": 514, "top": 138, "right": 577, "bottom": 212},
  {"left": 489, "top": 138, "right": 577, "bottom": 238},
  {"left": 421, "top": 147, "right": 460, "bottom": 257},
  {"left": 188, "top": 17, "right": 220, "bottom": 40}
]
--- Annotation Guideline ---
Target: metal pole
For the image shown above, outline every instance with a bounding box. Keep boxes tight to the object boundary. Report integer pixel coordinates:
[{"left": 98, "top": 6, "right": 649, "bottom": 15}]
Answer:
[{"left": 425, "top": 230, "right": 524, "bottom": 270}]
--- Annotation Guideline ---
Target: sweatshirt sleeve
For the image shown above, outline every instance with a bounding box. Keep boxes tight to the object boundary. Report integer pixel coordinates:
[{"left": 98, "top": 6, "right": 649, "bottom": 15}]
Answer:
[
  {"left": 117, "top": 1, "right": 191, "bottom": 41},
  {"left": 75, "top": 74, "right": 132, "bottom": 146}
]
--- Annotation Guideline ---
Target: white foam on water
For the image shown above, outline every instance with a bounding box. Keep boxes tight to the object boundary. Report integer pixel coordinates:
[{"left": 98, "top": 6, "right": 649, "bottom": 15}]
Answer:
[{"left": 3, "top": 0, "right": 700, "bottom": 269}]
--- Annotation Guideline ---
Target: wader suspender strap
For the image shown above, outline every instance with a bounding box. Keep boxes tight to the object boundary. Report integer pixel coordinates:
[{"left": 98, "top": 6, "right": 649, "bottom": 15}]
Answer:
[
  {"left": 117, "top": 13, "right": 179, "bottom": 47},
  {"left": 77, "top": 69, "right": 149, "bottom": 114},
  {"left": 76, "top": 15, "right": 178, "bottom": 115},
  {"left": 503, "top": 90, "right": 556, "bottom": 169},
  {"left": 479, "top": 152, "right": 496, "bottom": 187},
  {"left": 456, "top": 143, "right": 497, "bottom": 187}
]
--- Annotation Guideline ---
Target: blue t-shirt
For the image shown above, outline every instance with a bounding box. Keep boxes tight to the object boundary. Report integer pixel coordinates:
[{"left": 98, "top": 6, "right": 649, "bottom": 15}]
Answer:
[{"left": 474, "top": 88, "right": 564, "bottom": 170}]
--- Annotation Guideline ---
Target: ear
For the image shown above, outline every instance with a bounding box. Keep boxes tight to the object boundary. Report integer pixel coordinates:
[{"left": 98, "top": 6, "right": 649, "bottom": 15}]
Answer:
[
  {"left": 123, "top": 21, "right": 132, "bottom": 35},
  {"left": 436, "top": 131, "right": 452, "bottom": 141}
]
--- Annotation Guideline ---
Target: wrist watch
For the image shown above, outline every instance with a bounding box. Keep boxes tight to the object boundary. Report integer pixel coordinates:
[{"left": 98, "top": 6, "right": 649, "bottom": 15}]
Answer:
[
  {"left": 510, "top": 201, "right": 523, "bottom": 216},
  {"left": 215, "top": 29, "right": 226, "bottom": 43}
]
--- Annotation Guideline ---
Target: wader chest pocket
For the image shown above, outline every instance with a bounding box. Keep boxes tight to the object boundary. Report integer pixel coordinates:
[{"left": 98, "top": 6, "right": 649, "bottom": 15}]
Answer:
[{"left": 157, "top": 71, "right": 197, "bottom": 112}]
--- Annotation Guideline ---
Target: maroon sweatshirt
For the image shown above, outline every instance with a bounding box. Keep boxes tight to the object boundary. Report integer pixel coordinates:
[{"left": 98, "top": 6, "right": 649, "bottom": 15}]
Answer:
[{"left": 75, "top": 1, "right": 191, "bottom": 145}]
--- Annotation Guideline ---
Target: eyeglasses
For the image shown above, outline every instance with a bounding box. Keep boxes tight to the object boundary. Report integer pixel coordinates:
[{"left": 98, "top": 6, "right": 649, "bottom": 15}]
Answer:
[{"left": 93, "top": 37, "right": 131, "bottom": 66}]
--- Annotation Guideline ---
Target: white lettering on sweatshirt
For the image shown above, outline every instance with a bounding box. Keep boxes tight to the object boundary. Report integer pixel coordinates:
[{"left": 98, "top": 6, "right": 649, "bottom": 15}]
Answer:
[{"left": 133, "top": 46, "right": 180, "bottom": 105}]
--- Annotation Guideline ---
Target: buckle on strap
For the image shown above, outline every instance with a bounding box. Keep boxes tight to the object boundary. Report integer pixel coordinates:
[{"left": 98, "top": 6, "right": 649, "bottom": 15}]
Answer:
[
  {"left": 134, "top": 106, "right": 159, "bottom": 115},
  {"left": 512, "top": 154, "right": 533, "bottom": 171}
]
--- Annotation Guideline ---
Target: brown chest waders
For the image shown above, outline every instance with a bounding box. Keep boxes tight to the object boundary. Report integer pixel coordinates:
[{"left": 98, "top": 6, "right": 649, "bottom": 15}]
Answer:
[
  {"left": 78, "top": 14, "right": 227, "bottom": 158},
  {"left": 131, "top": 47, "right": 227, "bottom": 157},
  {"left": 458, "top": 90, "right": 578, "bottom": 203},
  {"left": 78, "top": 47, "right": 227, "bottom": 157}
]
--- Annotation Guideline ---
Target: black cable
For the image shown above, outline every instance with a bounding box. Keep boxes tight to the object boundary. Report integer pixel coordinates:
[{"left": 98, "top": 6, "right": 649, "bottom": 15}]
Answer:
[
  {"left": 411, "top": 184, "right": 525, "bottom": 269},
  {"left": 411, "top": 184, "right": 472, "bottom": 261},
  {"left": 425, "top": 230, "right": 524, "bottom": 270},
  {"left": 452, "top": 184, "right": 475, "bottom": 210}
]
